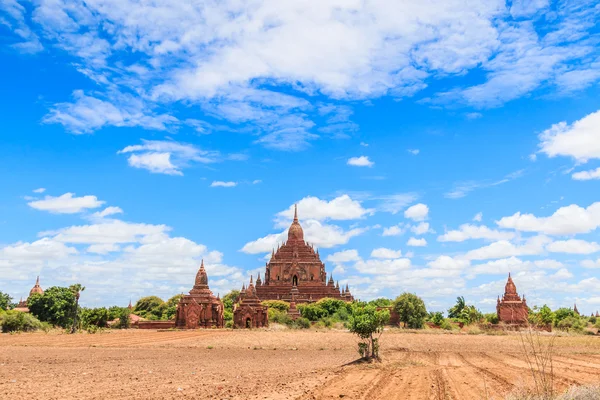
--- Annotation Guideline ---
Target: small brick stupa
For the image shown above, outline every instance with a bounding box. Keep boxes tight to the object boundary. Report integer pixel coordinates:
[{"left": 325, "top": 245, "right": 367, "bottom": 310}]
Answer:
[
  {"left": 175, "top": 260, "right": 224, "bottom": 329},
  {"left": 496, "top": 273, "right": 529, "bottom": 325},
  {"left": 234, "top": 276, "right": 268, "bottom": 329}
]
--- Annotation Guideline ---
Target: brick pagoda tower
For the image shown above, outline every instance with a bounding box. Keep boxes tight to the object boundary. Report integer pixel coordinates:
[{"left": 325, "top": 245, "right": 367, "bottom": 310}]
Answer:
[
  {"left": 496, "top": 273, "right": 529, "bottom": 325},
  {"left": 175, "top": 260, "right": 224, "bottom": 329},
  {"left": 15, "top": 276, "right": 44, "bottom": 312},
  {"left": 255, "top": 205, "right": 351, "bottom": 303},
  {"left": 234, "top": 276, "right": 268, "bottom": 329}
]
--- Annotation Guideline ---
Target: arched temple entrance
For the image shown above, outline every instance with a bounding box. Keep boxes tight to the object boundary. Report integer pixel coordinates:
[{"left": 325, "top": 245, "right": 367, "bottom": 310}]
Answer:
[
  {"left": 245, "top": 317, "right": 252, "bottom": 329},
  {"left": 292, "top": 275, "right": 298, "bottom": 286}
]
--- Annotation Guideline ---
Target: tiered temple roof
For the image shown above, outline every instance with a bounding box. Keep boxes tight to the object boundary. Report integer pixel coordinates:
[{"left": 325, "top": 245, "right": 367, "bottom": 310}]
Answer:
[
  {"left": 15, "top": 276, "right": 44, "bottom": 312},
  {"left": 496, "top": 273, "right": 528, "bottom": 325},
  {"left": 255, "top": 205, "right": 352, "bottom": 303}
]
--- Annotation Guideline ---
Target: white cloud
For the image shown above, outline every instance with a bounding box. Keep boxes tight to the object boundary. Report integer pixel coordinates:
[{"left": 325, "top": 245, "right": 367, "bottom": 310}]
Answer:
[
  {"left": 240, "top": 233, "right": 285, "bottom": 254},
  {"left": 92, "top": 207, "right": 124, "bottom": 219},
  {"left": 581, "top": 258, "right": 600, "bottom": 269},
  {"left": 407, "top": 237, "right": 427, "bottom": 247},
  {"left": 370, "top": 248, "right": 402, "bottom": 259},
  {"left": 473, "top": 212, "right": 483, "bottom": 222},
  {"left": 33, "top": 188, "right": 46, "bottom": 193},
  {"left": 572, "top": 167, "right": 600, "bottom": 181},
  {"left": 382, "top": 225, "right": 405, "bottom": 237},
  {"left": 375, "top": 193, "right": 419, "bottom": 214},
  {"left": 427, "top": 256, "right": 469, "bottom": 270},
  {"left": 438, "top": 224, "right": 515, "bottom": 242},
  {"left": 211, "top": 181, "right": 238, "bottom": 188},
  {"left": 496, "top": 202, "right": 600, "bottom": 235},
  {"left": 327, "top": 249, "right": 361, "bottom": 263},
  {"left": 252, "top": 180, "right": 262, "bottom": 184},
  {"left": 464, "top": 236, "right": 550, "bottom": 261},
  {"left": 87, "top": 243, "right": 120, "bottom": 254},
  {"left": 404, "top": 203, "right": 429, "bottom": 221},
  {"left": 118, "top": 139, "right": 220, "bottom": 175},
  {"left": 276, "top": 195, "right": 374, "bottom": 224},
  {"left": 546, "top": 239, "right": 600, "bottom": 255},
  {"left": 411, "top": 222, "right": 431, "bottom": 235},
  {"left": 347, "top": 156, "right": 374, "bottom": 167},
  {"left": 354, "top": 258, "right": 411, "bottom": 275},
  {"left": 44, "top": 220, "right": 170, "bottom": 245},
  {"left": 445, "top": 170, "right": 524, "bottom": 199},
  {"left": 538, "top": 109, "right": 600, "bottom": 163},
  {"left": 407, "top": 149, "right": 420, "bottom": 155},
  {"left": 28, "top": 193, "right": 105, "bottom": 214}
]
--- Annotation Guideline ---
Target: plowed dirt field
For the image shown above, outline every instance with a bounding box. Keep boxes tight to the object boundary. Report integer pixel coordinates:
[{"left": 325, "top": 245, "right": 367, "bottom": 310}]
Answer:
[{"left": 1, "top": 329, "right": 599, "bottom": 399}]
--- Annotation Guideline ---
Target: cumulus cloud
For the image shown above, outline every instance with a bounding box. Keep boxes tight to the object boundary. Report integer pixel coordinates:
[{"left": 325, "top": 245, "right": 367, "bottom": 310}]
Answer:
[
  {"left": 354, "top": 258, "right": 411, "bottom": 275},
  {"left": 438, "top": 224, "right": 515, "bottom": 242},
  {"left": 496, "top": 202, "right": 600, "bottom": 235},
  {"left": 427, "top": 256, "right": 470, "bottom": 270},
  {"left": 407, "top": 237, "right": 427, "bottom": 247},
  {"left": 464, "top": 236, "right": 550, "bottom": 261},
  {"left": 276, "top": 195, "right": 374, "bottom": 224},
  {"left": 382, "top": 225, "right": 406, "bottom": 237},
  {"left": 347, "top": 156, "right": 374, "bottom": 167},
  {"left": 411, "top": 222, "right": 432, "bottom": 235},
  {"left": 91, "top": 207, "right": 124, "bottom": 219},
  {"left": 538, "top": 109, "right": 600, "bottom": 163},
  {"left": 473, "top": 212, "right": 483, "bottom": 222},
  {"left": 370, "top": 248, "right": 402, "bottom": 259},
  {"left": 118, "top": 139, "right": 221, "bottom": 175},
  {"left": 404, "top": 203, "right": 429, "bottom": 221},
  {"left": 211, "top": 181, "right": 238, "bottom": 188},
  {"left": 581, "top": 258, "right": 600, "bottom": 269},
  {"left": 28, "top": 193, "right": 105, "bottom": 214},
  {"left": 572, "top": 167, "right": 600, "bottom": 181},
  {"left": 327, "top": 249, "right": 361, "bottom": 263},
  {"left": 33, "top": 188, "right": 46, "bottom": 193},
  {"left": 546, "top": 239, "right": 600, "bottom": 255}
]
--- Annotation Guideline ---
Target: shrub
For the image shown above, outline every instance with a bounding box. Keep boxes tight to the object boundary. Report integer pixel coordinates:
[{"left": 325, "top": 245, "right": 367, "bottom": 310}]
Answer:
[
  {"left": 554, "top": 307, "right": 576, "bottom": 327},
  {"left": 225, "top": 320, "right": 233, "bottom": 329},
  {"left": 0, "top": 291, "right": 12, "bottom": 311},
  {"left": 348, "top": 303, "right": 389, "bottom": 360},
  {"left": 484, "top": 313, "right": 499, "bottom": 324},
  {"left": 222, "top": 290, "right": 240, "bottom": 313},
  {"left": 459, "top": 305, "right": 483, "bottom": 325},
  {"left": 134, "top": 296, "right": 166, "bottom": 320},
  {"left": 261, "top": 300, "right": 290, "bottom": 313},
  {"left": 589, "top": 315, "right": 597, "bottom": 324},
  {"left": 440, "top": 319, "right": 453, "bottom": 331},
  {"left": 294, "top": 317, "right": 310, "bottom": 329},
  {"left": 315, "top": 298, "right": 347, "bottom": 316},
  {"left": 367, "top": 298, "right": 392, "bottom": 308},
  {"left": 393, "top": 293, "right": 427, "bottom": 329},
  {"left": 80, "top": 308, "right": 109, "bottom": 329},
  {"left": 114, "top": 308, "right": 131, "bottom": 329},
  {"left": 1, "top": 311, "right": 43, "bottom": 333},
  {"left": 298, "top": 303, "right": 327, "bottom": 321},
  {"left": 268, "top": 309, "right": 292, "bottom": 325},
  {"left": 332, "top": 306, "right": 350, "bottom": 321},
  {"left": 429, "top": 311, "right": 445, "bottom": 326},
  {"left": 530, "top": 305, "right": 554, "bottom": 326},
  {"left": 557, "top": 316, "right": 585, "bottom": 332}
]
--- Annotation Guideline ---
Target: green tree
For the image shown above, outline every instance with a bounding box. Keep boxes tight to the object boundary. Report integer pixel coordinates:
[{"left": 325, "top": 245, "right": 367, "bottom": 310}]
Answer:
[
  {"left": 1, "top": 310, "right": 43, "bottom": 333},
  {"left": 298, "top": 303, "right": 327, "bottom": 321},
  {"left": 393, "top": 293, "right": 427, "bottom": 329},
  {"left": 367, "top": 298, "right": 392, "bottom": 308},
  {"left": 447, "top": 296, "right": 466, "bottom": 319},
  {"left": 315, "top": 298, "right": 348, "bottom": 316},
  {"left": 222, "top": 290, "right": 240, "bottom": 313},
  {"left": 28, "top": 286, "right": 77, "bottom": 328},
  {"left": 429, "top": 311, "right": 445, "bottom": 326},
  {"left": 0, "top": 291, "right": 12, "bottom": 311},
  {"left": 134, "top": 296, "right": 165, "bottom": 320},
  {"left": 80, "top": 308, "right": 109, "bottom": 329},
  {"left": 553, "top": 307, "right": 576, "bottom": 327},
  {"left": 115, "top": 307, "right": 131, "bottom": 329},
  {"left": 69, "top": 284, "right": 85, "bottom": 333},
  {"left": 531, "top": 305, "right": 554, "bottom": 326},
  {"left": 484, "top": 313, "right": 499, "bottom": 324},
  {"left": 459, "top": 305, "right": 483, "bottom": 325},
  {"left": 165, "top": 294, "right": 183, "bottom": 320},
  {"left": 261, "top": 300, "right": 290, "bottom": 313},
  {"left": 348, "top": 303, "right": 390, "bottom": 360}
]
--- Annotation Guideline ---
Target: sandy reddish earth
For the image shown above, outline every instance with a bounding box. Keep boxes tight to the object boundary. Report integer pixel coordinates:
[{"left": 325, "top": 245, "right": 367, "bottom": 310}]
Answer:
[{"left": 1, "top": 328, "right": 599, "bottom": 400}]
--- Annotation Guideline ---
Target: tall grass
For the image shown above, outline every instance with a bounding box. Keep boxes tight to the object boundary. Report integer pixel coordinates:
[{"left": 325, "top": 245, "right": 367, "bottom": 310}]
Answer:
[{"left": 518, "top": 328, "right": 556, "bottom": 399}]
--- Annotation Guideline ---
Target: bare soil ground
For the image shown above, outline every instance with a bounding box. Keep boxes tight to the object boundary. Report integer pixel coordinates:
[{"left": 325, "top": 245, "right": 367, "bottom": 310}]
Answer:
[{"left": 1, "top": 329, "right": 599, "bottom": 400}]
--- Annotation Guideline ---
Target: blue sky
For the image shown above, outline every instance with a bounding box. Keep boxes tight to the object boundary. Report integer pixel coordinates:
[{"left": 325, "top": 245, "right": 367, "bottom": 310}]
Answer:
[{"left": 1, "top": 0, "right": 600, "bottom": 314}]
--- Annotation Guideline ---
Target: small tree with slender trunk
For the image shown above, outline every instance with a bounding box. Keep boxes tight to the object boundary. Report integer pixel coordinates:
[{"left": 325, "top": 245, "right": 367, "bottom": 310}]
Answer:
[
  {"left": 348, "top": 303, "right": 390, "bottom": 360},
  {"left": 69, "top": 284, "right": 85, "bottom": 334}
]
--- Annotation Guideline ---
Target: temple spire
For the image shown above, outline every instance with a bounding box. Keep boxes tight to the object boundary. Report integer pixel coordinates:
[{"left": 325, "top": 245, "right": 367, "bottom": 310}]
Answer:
[
  {"left": 294, "top": 204, "right": 298, "bottom": 222},
  {"left": 36, "top": 276, "right": 40, "bottom": 285}
]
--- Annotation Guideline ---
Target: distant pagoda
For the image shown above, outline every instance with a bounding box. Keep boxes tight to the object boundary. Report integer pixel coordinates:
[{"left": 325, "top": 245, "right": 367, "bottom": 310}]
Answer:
[{"left": 496, "top": 273, "right": 528, "bottom": 325}]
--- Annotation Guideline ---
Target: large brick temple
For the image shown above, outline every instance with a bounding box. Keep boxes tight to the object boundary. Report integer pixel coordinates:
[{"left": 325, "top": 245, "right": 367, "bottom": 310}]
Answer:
[
  {"left": 496, "top": 273, "right": 529, "bottom": 325},
  {"left": 255, "top": 205, "right": 353, "bottom": 303}
]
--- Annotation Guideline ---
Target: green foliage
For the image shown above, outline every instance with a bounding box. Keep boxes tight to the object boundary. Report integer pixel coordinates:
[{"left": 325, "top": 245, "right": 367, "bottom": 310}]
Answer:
[
  {"left": 134, "top": 296, "right": 166, "bottom": 320},
  {"left": 108, "top": 306, "right": 127, "bottom": 321},
  {"left": 294, "top": 317, "right": 310, "bottom": 329},
  {"left": 298, "top": 303, "right": 327, "bottom": 321},
  {"left": 1, "top": 310, "right": 43, "bottom": 333},
  {"left": 114, "top": 308, "right": 131, "bottom": 329},
  {"left": 261, "top": 300, "right": 290, "bottom": 313},
  {"left": 0, "top": 291, "right": 12, "bottom": 311},
  {"left": 553, "top": 307, "right": 577, "bottom": 327},
  {"left": 367, "top": 298, "right": 392, "bottom": 308},
  {"left": 595, "top": 319, "right": 600, "bottom": 329},
  {"left": 530, "top": 305, "right": 554, "bottom": 326},
  {"left": 447, "top": 296, "right": 466, "bottom": 319},
  {"left": 80, "top": 308, "right": 109, "bottom": 329},
  {"left": 429, "top": 311, "right": 445, "bottom": 326},
  {"left": 589, "top": 315, "right": 597, "bottom": 324},
  {"left": 348, "top": 303, "right": 389, "bottom": 359},
  {"left": 484, "top": 313, "right": 499, "bottom": 324},
  {"left": 557, "top": 316, "right": 585, "bottom": 332},
  {"left": 222, "top": 290, "right": 240, "bottom": 313},
  {"left": 165, "top": 294, "right": 183, "bottom": 320},
  {"left": 459, "top": 305, "right": 483, "bottom": 325},
  {"left": 224, "top": 309, "right": 233, "bottom": 322},
  {"left": 440, "top": 319, "right": 453, "bottom": 330},
  {"left": 268, "top": 309, "right": 309, "bottom": 329},
  {"left": 393, "top": 292, "right": 427, "bottom": 329},
  {"left": 225, "top": 320, "right": 233, "bottom": 329},
  {"left": 315, "top": 298, "right": 348, "bottom": 316},
  {"left": 28, "top": 286, "right": 77, "bottom": 328}
]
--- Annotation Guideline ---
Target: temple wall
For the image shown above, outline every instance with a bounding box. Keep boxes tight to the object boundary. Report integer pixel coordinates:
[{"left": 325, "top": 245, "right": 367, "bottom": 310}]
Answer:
[{"left": 136, "top": 321, "right": 176, "bottom": 329}]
